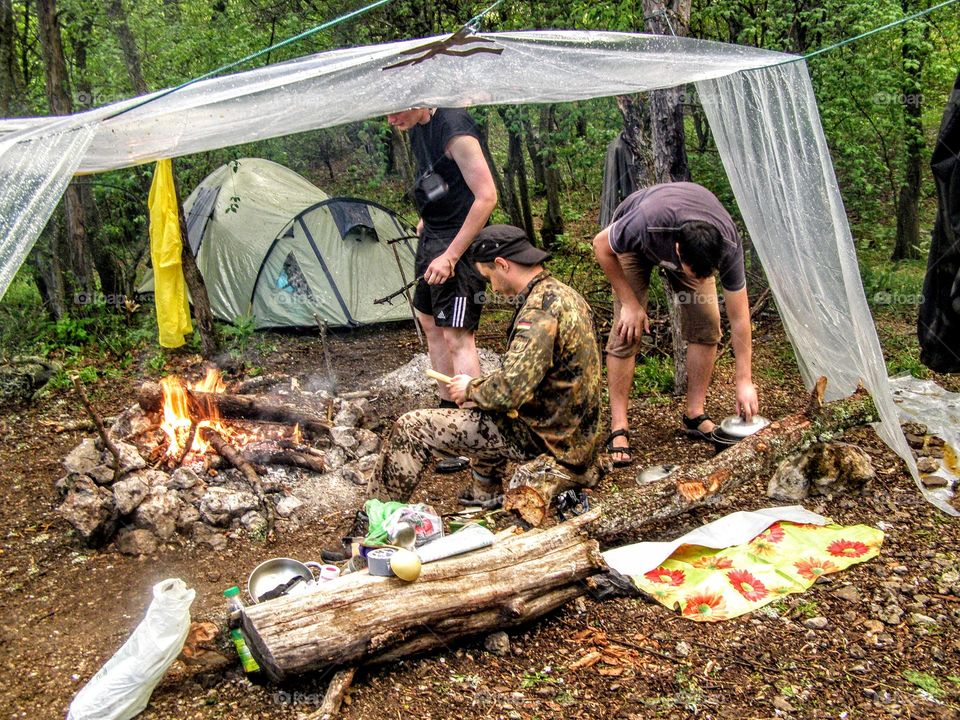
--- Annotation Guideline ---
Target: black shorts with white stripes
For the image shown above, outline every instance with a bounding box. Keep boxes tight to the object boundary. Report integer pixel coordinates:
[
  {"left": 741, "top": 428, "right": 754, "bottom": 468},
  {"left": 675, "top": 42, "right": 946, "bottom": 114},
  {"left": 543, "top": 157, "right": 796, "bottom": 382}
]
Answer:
[{"left": 412, "top": 232, "right": 485, "bottom": 331}]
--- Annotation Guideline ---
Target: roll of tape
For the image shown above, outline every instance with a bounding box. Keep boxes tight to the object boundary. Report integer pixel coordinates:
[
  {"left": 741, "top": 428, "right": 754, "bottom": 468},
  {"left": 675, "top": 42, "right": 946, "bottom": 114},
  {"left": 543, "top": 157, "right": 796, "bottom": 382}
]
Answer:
[{"left": 367, "top": 548, "right": 397, "bottom": 577}]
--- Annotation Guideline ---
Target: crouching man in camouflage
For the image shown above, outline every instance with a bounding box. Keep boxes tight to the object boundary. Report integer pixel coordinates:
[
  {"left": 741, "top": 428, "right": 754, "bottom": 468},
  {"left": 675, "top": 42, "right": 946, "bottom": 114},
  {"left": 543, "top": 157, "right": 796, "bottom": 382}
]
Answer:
[{"left": 367, "top": 224, "right": 602, "bottom": 508}]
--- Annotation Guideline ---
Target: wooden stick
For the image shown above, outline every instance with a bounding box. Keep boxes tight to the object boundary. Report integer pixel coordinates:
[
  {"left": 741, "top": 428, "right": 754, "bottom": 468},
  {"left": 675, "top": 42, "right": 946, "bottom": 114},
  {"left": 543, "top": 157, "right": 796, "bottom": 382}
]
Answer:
[
  {"left": 425, "top": 369, "right": 518, "bottom": 418},
  {"left": 241, "top": 448, "right": 326, "bottom": 474},
  {"left": 200, "top": 427, "right": 275, "bottom": 537},
  {"left": 302, "top": 666, "right": 357, "bottom": 720},
  {"left": 72, "top": 376, "right": 123, "bottom": 482}
]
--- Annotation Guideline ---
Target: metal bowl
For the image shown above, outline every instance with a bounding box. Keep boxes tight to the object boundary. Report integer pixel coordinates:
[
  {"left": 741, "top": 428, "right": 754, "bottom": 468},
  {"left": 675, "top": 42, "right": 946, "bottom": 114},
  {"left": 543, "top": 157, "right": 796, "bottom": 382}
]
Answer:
[
  {"left": 247, "top": 557, "right": 316, "bottom": 604},
  {"left": 718, "top": 414, "right": 771, "bottom": 439},
  {"left": 637, "top": 464, "right": 679, "bottom": 484}
]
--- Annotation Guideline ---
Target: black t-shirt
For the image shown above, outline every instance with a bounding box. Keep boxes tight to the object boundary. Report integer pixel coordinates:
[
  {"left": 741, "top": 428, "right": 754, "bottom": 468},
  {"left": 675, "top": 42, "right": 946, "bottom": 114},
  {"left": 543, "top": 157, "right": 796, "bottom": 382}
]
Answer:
[
  {"left": 409, "top": 108, "right": 482, "bottom": 237},
  {"left": 608, "top": 182, "right": 746, "bottom": 292}
]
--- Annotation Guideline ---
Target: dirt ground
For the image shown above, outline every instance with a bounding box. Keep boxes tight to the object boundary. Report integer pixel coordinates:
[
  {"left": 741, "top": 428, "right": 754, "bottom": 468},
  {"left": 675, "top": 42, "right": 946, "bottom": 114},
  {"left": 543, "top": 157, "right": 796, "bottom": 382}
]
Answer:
[{"left": 1, "top": 313, "right": 959, "bottom": 719}]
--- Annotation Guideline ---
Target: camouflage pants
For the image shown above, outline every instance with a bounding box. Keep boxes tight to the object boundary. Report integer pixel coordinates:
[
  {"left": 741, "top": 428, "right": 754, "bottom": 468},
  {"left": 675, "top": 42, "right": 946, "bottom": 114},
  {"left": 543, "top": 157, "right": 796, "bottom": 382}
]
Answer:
[{"left": 368, "top": 408, "right": 542, "bottom": 502}]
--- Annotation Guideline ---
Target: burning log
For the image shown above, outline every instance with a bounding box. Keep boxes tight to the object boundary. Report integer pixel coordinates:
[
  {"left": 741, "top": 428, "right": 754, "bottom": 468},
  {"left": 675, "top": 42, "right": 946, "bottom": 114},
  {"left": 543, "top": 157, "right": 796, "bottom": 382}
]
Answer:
[
  {"left": 241, "top": 445, "right": 326, "bottom": 474},
  {"left": 241, "top": 510, "right": 605, "bottom": 681},
  {"left": 138, "top": 381, "right": 332, "bottom": 436},
  {"left": 592, "top": 378, "right": 878, "bottom": 546},
  {"left": 199, "top": 427, "right": 275, "bottom": 538}
]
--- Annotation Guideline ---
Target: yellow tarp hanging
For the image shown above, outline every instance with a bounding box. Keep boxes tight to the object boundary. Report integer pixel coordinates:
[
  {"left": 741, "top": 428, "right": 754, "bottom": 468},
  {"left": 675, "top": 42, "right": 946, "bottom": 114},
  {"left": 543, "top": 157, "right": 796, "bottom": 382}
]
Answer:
[{"left": 148, "top": 159, "right": 192, "bottom": 348}]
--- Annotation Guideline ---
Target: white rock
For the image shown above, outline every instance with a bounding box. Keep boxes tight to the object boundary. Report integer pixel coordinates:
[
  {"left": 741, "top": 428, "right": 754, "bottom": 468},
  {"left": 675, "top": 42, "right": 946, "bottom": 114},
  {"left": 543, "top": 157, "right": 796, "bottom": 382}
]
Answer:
[
  {"left": 63, "top": 439, "right": 101, "bottom": 476},
  {"left": 113, "top": 475, "right": 150, "bottom": 515},
  {"left": 57, "top": 476, "right": 117, "bottom": 543},
  {"left": 275, "top": 495, "right": 304, "bottom": 518},
  {"left": 114, "top": 440, "right": 146, "bottom": 472},
  {"left": 324, "top": 446, "right": 347, "bottom": 471},
  {"left": 115, "top": 527, "right": 158, "bottom": 556},
  {"left": 333, "top": 400, "right": 365, "bottom": 428},
  {"left": 354, "top": 428, "right": 380, "bottom": 456},
  {"left": 199, "top": 487, "right": 260, "bottom": 526},
  {"left": 330, "top": 426, "right": 358, "bottom": 451},
  {"left": 176, "top": 504, "right": 201, "bottom": 533},
  {"left": 134, "top": 487, "right": 182, "bottom": 540},
  {"left": 240, "top": 511, "right": 267, "bottom": 534},
  {"left": 168, "top": 467, "right": 202, "bottom": 490}
]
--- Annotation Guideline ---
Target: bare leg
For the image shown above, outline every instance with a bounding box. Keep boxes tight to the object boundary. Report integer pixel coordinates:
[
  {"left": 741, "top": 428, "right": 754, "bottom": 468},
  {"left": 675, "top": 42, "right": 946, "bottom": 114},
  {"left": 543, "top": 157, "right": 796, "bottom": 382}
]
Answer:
[
  {"left": 442, "top": 326, "right": 481, "bottom": 378},
  {"left": 606, "top": 353, "right": 636, "bottom": 461},
  {"left": 685, "top": 342, "right": 717, "bottom": 433},
  {"left": 418, "top": 311, "right": 453, "bottom": 401}
]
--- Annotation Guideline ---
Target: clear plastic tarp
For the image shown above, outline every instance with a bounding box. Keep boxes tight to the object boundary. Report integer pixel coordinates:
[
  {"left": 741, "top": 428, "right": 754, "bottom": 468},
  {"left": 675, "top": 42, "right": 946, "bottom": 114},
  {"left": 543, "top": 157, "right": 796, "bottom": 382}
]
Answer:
[{"left": 0, "top": 29, "right": 944, "bottom": 510}]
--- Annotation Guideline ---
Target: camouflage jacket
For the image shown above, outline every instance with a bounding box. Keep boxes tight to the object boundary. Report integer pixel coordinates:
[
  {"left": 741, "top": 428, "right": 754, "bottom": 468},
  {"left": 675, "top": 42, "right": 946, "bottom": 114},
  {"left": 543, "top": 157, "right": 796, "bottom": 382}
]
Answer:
[{"left": 466, "top": 271, "right": 602, "bottom": 471}]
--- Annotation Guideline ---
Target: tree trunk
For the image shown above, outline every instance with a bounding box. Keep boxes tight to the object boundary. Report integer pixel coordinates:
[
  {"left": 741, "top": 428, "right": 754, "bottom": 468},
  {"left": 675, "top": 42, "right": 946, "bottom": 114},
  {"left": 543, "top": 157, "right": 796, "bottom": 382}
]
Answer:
[
  {"left": 593, "top": 379, "right": 877, "bottom": 546},
  {"left": 0, "top": 0, "right": 22, "bottom": 114},
  {"left": 36, "top": 0, "right": 94, "bottom": 302},
  {"left": 892, "top": 10, "right": 927, "bottom": 261},
  {"left": 615, "top": 94, "right": 654, "bottom": 188},
  {"left": 522, "top": 114, "right": 546, "bottom": 193},
  {"left": 241, "top": 510, "right": 605, "bottom": 681},
  {"left": 538, "top": 105, "right": 565, "bottom": 249},
  {"left": 643, "top": 0, "right": 693, "bottom": 396},
  {"left": 475, "top": 117, "right": 511, "bottom": 224},
  {"left": 389, "top": 126, "right": 416, "bottom": 195},
  {"left": 106, "top": 0, "right": 148, "bottom": 95},
  {"left": 495, "top": 108, "right": 523, "bottom": 229},
  {"left": 171, "top": 161, "right": 219, "bottom": 356}
]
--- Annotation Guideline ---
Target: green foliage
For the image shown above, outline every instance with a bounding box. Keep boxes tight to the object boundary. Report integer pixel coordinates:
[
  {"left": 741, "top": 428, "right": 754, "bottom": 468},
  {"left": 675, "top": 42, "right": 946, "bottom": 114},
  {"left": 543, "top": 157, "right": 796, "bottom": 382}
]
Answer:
[
  {"left": 633, "top": 356, "right": 675, "bottom": 395},
  {"left": 222, "top": 313, "right": 257, "bottom": 354},
  {"left": 903, "top": 669, "right": 944, "bottom": 697}
]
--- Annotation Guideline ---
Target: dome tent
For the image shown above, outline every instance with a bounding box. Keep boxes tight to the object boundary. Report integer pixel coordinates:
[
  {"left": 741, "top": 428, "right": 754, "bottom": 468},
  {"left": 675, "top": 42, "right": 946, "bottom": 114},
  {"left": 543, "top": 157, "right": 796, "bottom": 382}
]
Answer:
[{"left": 140, "top": 158, "right": 417, "bottom": 329}]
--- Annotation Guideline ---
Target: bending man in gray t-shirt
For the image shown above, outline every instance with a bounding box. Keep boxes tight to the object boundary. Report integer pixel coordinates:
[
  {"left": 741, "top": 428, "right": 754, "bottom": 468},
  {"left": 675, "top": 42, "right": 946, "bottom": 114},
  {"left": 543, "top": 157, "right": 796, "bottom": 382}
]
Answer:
[{"left": 592, "top": 182, "right": 760, "bottom": 465}]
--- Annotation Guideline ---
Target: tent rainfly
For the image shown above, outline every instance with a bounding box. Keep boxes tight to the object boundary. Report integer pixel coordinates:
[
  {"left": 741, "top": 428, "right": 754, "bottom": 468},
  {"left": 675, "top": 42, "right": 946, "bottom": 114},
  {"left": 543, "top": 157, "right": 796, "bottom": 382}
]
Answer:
[
  {"left": 0, "top": 30, "right": 949, "bottom": 513},
  {"left": 138, "top": 158, "right": 417, "bottom": 328}
]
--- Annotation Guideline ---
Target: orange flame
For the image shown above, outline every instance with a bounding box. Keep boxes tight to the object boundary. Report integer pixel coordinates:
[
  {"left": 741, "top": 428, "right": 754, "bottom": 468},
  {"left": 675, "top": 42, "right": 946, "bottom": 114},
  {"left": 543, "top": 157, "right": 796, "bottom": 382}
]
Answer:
[{"left": 159, "top": 369, "right": 233, "bottom": 459}]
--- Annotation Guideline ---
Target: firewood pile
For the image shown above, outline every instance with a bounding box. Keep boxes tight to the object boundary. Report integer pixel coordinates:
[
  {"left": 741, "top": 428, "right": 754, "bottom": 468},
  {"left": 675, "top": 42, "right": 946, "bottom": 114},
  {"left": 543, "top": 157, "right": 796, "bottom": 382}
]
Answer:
[{"left": 56, "top": 371, "right": 384, "bottom": 555}]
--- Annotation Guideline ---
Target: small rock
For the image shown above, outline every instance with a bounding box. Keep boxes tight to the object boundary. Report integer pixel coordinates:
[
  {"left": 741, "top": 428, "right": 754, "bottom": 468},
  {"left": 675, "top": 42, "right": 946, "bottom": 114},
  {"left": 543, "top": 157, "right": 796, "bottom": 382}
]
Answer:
[
  {"left": 329, "top": 427, "right": 359, "bottom": 451},
  {"left": 875, "top": 632, "right": 895, "bottom": 646},
  {"left": 921, "top": 475, "right": 949, "bottom": 488},
  {"left": 909, "top": 613, "right": 937, "bottom": 626},
  {"left": 324, "top": 446, "right": 347, "bottom": 471},
  {"left": 339, "top": 465, "right": 366, "bottom": 486},
  {"left": 892, "top": 565, "right": 909, "bottom": 575},
  {"left": 926, "top": 445, "right": 945, "bottom": 459},
  {"left": 849, "top": 664, "right": 868, "bottom": 674},
  {"left": 832, "top": 585, "right": 861, "bottom": 603},
  {"left": 193, "top": 524, "right": 228, "bottom": 551},
  {"left": 176, "top": 505, "right": 201, "bottom": 533},
  {"left": 199, "top": 487, "right": 260, "bottom": 526},
  {"left": 484, "top": 631, "right": 510, "bottom": 656},
  {"left": 927, "top": 435, "right": 945, "bottom": 447},
  {"left": 114, "top": 440, "right": 146, "bottom": 473},
  {"left": 275, "top": 495, "right": 304, "bottom": 518},
  {"left": 916, "top": 457, "right": 940, "bottom": 473},
  {"left": 767, "top": 442, "right": 874, "bottom": 501},
  {"left": 115, "top": 527, "right": 158, "bottom": 556},
  {"left": 57, "top": 476, "right": 118, "bottom": 544},
  {"left": 772, "top": 696, "right": 796, "bottom": 713},
  {"left": 880, "top": 605, "right": 903, "bottom": 625},
  {"left": 240, "top": 510, "right": 267, "bottom": 535},
  {"left": 333, "top": 400, "right": 365, "bottom": 428},
  {"left": 900, "top": 422, "right": 927, "bottom": 437},
  {"left": 168, "top": 467, "right": 202, "bottom": 490},
  {"left": 862, "top": 619, "right": 885, "bottom": 634},
  {"left": 63, "top": 438, "right": 101, "bottom": 476},
  {"left": 675, "top": 641, "right": 691, "bottom": 658},
  {"left": 134, "top": 487, "right": 182, "bottom": 540},
  {"left": 848, "top": 642, "right": 866, "bottom": 659},
  {"left": 572, "top": 597, "right": 587, "bottom": 614},
  {"left": 353, "top": 428, "right": 380, "bottom": 456},
  {"left": 802, "top": 616, "right": 829, "bottom": 630},
  {"left": 113, "top": 475, "right": 150, "bottom": 515},
  {"left": 904, "top": 433, "right": 925, "bottom": 449},
  {"left": 88, "top": 464, "right": 117, "bottom": 485},
  {"left": 862, "top": 688, "right": 878, "bottom": 701}
]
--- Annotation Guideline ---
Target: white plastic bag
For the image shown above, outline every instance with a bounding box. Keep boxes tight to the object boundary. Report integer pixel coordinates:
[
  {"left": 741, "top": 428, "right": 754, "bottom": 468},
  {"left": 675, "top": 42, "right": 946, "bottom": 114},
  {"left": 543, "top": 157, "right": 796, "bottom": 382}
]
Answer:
[{"left": 67, "top": 578, "right": 195, "bottom": 720}]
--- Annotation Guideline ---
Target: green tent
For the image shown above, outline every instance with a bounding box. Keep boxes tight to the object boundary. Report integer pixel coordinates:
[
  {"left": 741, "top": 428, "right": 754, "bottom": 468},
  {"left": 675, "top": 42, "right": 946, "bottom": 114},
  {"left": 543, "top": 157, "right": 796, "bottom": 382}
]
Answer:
[{"left": 141, "top": 158, "right": 418, "bottom": 329}]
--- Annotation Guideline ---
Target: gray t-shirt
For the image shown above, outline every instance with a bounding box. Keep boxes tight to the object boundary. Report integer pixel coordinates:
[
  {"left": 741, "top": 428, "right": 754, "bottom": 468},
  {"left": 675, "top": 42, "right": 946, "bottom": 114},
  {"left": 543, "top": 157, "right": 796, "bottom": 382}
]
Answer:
[{"left": 608, "top": 182, "right": 745, "bottom": 292}]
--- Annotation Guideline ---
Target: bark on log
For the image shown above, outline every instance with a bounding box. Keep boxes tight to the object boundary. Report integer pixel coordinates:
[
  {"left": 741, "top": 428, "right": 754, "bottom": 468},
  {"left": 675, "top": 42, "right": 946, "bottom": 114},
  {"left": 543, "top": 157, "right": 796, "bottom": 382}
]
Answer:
[
  {"left": 241, "top": 447, "right": 326, "bottom": 474},
  {"left": 241, "top": 509, "right": 604, "bottom": 681},
  {"left": 593, "top": 380, "right": 878, "bottom": 546},
  {"left": 138, "top": 382, "right": 332, "bottom": 436}
]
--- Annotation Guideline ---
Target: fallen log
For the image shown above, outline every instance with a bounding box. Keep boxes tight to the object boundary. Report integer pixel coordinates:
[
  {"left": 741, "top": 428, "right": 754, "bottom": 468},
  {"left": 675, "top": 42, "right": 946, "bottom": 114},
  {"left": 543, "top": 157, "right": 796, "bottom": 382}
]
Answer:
[
  {"left": 593, "top": 378, "right": 878, "bottom": 546},
  {"left": 241, "top": 447, "right": 326, "bottom": 474},
  {"left": 241, "top": 509, "right": 604, "bottom": 681},
  {"left": 138, "top": 381, "right": 331, "bottom": 436}
]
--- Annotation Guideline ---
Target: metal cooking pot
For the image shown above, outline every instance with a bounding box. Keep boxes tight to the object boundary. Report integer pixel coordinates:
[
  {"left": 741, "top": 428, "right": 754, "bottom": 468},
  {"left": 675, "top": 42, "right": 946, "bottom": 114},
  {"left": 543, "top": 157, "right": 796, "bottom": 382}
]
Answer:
[
  {"left": 712, "top": 414, "right": 770, "bottom": 453},
  {"left": 636, "top": 464, "right": 679, "bottom": 484},
  {"left": 247, "top": 558, "right": 330, "bottom": 604}
]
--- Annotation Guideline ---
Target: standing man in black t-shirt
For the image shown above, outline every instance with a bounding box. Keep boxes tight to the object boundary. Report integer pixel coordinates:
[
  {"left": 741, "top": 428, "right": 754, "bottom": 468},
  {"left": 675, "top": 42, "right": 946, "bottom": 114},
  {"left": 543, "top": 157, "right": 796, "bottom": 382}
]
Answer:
[{"left": 387, "top": 107, "right": 497, "bottom": 412}]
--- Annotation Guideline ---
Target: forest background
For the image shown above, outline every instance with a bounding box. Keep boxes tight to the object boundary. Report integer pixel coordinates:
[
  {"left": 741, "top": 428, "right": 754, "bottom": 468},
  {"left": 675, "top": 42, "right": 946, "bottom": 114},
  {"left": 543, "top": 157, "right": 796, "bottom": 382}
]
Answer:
[{"left": 1, "top": 0, "right": 957, "bottom": 387}]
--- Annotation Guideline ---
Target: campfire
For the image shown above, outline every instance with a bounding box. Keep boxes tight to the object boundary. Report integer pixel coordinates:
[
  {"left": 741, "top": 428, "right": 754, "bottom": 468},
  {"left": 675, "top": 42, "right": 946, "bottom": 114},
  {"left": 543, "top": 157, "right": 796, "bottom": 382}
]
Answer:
[{"left": 56, "top": 370, "right": 383, "bottom": 555}]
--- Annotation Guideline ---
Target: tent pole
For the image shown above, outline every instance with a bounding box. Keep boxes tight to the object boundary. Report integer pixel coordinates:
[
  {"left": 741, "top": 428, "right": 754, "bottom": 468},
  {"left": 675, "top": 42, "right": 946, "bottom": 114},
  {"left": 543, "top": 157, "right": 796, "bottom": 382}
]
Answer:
[{"left": 390, "top": 240, "right": 424, "bottom": 348}]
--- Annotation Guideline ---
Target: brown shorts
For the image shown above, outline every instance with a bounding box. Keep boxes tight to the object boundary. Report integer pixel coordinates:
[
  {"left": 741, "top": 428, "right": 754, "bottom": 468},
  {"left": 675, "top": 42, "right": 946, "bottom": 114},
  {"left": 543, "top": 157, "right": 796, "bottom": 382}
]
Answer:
[{"left": 605, "top": 251, "right": 721, "bottom": 359}]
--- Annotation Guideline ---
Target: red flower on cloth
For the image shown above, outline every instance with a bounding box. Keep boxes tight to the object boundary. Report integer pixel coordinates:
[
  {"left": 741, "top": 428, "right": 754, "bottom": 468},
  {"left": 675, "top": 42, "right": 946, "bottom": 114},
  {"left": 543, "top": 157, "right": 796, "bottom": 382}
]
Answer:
[
  {"left": 826, "top": 539, "right": 870, "bottom": 558},
  {"left": 794, "top": 557, "right": 840, "bottom": 581},
  {"left": 727, "top": 569, "right": 769, "bottom": 601},
  {"left": 644, "top": 567, "right": 686, "bottom": 587},
  {"left": 692, "top": 555, "right": 735, "bottom": 570},
  {"left": 682, "top": 592, "right": 727, "bottom": 619},
  {"left": 756, "top": 522, "right": 786, "bottom": 543}
]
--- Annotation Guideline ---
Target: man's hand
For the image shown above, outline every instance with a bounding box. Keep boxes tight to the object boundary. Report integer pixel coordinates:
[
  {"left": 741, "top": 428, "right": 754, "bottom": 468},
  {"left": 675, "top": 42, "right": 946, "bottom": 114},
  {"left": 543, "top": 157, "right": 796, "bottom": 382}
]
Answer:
[
  {"left": 448, "top": 374, "right": 474, "bottom": 405},
  {"left": 735, "top": 380, "right": 759, "bottom": 421},
  {"left": 616, "top": 301, "right": 650, "bottom": 345},
  {"left": 425, "top": 252, "right": 457, "bottom": 285}
]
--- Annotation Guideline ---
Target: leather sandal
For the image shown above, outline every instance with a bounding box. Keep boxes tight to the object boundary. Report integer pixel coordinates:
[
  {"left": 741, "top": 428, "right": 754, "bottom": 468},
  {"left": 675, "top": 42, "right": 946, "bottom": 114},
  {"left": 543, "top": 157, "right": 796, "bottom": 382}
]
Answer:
[
  {"left": 682, "top": 413, "right": 714, "bottom": 442},
  {"left": 605, "top": 429, "right": 633, "bottom": 468},
  {"left": 436, "top": 456, "right": 470, "bottom": 473}
]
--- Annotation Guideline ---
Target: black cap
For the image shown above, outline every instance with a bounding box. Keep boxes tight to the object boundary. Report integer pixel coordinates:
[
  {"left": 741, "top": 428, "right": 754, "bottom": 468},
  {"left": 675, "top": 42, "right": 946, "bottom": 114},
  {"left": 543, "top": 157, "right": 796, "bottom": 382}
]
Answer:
[{"left": 471, "top": 225, "right": 551, "bottom": 265}]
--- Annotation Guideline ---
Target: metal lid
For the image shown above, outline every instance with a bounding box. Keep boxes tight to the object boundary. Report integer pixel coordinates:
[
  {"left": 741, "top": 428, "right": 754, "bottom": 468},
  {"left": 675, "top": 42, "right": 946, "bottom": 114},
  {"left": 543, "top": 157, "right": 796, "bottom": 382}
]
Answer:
[{"left": 718, "top": 414, "right": 770, "bottom": 439}]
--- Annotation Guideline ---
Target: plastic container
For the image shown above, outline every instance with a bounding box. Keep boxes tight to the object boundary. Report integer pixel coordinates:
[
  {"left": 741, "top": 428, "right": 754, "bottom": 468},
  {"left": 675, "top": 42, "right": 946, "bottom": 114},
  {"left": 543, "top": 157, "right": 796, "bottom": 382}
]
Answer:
[
  {"left": 224, "top": 585, "right": 244, "bottom": 627},
  {"left": 67, "top": 578, "right": 195, "bottom": 720},
  {"left": 230, "top": 629, "right": 262, "bottom": 674}
]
